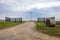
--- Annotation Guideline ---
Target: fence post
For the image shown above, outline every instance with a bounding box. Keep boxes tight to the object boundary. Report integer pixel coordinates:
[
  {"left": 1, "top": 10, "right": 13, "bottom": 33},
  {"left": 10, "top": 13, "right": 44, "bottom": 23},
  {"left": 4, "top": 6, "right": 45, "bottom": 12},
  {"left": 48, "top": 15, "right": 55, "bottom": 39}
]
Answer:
[
  {"left": 38, "top": 18, "right": 39, "bottom": 22},
  {"left": 20, "top": 18, "right": 22, "bottom": 22},
  {"left": 5, "top": 17, "right": 10, "bottom": 22},
  {"left": 14, "top": 18, "right": 16, "bottom": 22}
]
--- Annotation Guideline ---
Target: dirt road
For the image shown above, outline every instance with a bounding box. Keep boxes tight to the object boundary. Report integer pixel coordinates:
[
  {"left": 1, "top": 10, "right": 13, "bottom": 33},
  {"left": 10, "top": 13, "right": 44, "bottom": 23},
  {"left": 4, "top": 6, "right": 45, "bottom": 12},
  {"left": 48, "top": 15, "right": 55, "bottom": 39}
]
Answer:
[{"left": 0, "top": 22, "right": 60, "bottom": 40}]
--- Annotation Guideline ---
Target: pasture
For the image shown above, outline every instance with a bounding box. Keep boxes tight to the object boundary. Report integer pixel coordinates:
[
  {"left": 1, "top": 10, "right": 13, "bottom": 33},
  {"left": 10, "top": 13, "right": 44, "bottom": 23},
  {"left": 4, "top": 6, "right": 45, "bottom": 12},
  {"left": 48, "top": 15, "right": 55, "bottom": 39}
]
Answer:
[
  {"left": 0, "top": 21, "right": 23, "bottom": 30},
  {"left": 36, "top": 21, "right": 60, "bottom": 37}
]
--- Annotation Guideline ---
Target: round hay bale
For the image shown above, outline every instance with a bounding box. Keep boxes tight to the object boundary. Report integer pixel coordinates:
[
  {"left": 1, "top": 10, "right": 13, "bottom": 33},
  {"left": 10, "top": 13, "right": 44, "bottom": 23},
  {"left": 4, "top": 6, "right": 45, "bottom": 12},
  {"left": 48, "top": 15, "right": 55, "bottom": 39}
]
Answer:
[{"left": 46, "top": 19, "right": 56, "bottom": 27}]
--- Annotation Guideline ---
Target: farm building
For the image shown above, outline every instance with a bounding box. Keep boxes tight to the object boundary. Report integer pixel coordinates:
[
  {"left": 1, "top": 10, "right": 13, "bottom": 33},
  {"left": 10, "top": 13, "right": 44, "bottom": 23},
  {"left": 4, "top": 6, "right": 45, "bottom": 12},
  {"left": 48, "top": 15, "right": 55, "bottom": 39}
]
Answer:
[{"left": 5, "top": 17, "right": 22, "bottom": 22}]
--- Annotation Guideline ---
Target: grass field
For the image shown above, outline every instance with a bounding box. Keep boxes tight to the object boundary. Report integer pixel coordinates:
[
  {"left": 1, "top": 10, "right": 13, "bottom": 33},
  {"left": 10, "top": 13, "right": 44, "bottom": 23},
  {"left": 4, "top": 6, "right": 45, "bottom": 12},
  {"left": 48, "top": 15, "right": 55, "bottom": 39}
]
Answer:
[
  {"left": 0, "top": 21, "right": 23, "bottom": 30},
  {"left": 36, "top": 21, "right": 60, "bottom": 37}
]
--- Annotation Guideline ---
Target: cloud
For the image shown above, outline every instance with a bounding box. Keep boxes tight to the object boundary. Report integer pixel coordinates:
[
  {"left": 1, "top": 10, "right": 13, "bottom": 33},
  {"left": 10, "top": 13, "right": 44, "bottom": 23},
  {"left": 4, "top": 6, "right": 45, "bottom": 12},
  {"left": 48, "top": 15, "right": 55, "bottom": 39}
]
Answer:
[
  {"left": 22, "top": 6, "right": 60, "bottom": 20},
  {"left": 26, "top": 1, "right": 60, "bottom": 10},
  {"left": 0, "top": 0, "right": 60, "bottom": 21},
  {"left": 0, "top": 0, "right": 60, "bottom": 11}
]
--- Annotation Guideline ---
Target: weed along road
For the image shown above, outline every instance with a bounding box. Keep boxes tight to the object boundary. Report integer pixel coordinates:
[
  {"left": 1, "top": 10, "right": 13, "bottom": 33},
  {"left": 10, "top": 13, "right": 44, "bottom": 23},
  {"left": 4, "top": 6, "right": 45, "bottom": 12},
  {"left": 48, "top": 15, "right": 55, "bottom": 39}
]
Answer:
[{"left": 0, "top": 22, "right": 60, "bottom": 40}]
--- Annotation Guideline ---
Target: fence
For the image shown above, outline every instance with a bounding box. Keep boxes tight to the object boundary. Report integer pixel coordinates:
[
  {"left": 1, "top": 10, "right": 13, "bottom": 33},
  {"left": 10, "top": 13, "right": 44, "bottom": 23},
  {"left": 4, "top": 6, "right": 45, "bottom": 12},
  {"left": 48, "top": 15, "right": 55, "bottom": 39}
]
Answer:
[
  {"left": 38, "top": 17, "right": 55, "bottom": 22},
  {"left": 5, "top": 17, "right": 22, "bottom": 22}
]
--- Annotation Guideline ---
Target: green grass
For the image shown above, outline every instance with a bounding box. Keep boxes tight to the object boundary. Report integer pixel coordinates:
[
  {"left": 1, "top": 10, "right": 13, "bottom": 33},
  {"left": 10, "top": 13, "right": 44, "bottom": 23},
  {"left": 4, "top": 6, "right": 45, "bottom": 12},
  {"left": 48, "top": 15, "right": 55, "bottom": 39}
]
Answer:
[
  {"left": 36, "top": 22, "right": 60, "bottom": 37},
  {"left": 0, "top": 21, "right": 23, "bottom": 30}
]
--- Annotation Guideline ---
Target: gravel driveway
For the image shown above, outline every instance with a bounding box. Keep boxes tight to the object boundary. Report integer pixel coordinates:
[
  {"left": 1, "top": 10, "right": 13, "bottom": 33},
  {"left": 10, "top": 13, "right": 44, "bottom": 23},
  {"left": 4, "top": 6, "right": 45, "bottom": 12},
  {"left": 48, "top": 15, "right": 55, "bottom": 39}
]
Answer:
[{"left": 0, "top": 22, "right": 60, "bottom": 40}]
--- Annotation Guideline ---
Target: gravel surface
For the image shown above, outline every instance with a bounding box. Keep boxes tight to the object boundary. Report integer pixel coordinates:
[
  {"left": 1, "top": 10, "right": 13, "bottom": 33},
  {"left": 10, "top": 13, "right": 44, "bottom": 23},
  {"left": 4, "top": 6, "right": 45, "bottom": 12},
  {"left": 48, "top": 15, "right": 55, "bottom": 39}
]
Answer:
[{"left": 0, "top": 22, "right": 60, "bottom": 40}]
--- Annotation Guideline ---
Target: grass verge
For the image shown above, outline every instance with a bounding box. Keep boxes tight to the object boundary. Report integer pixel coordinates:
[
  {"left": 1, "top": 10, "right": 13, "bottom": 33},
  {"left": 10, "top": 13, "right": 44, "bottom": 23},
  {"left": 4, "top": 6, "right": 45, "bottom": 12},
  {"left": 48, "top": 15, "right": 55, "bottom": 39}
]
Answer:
[
  {"left": 36, "top": 22, "right": 60, "bottom": 37},
  {"left": 0, "top": 21, "right": 23, "bottom": 30}
]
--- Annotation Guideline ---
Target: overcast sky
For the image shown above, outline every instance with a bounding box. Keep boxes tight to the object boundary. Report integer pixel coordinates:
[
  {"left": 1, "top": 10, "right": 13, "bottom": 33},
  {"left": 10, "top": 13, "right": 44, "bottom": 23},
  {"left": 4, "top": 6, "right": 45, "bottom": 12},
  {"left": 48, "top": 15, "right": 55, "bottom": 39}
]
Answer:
[{"left": 0, "top": 0, "right": 60, "bottom": 21}]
